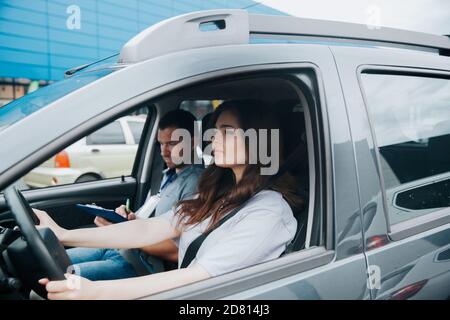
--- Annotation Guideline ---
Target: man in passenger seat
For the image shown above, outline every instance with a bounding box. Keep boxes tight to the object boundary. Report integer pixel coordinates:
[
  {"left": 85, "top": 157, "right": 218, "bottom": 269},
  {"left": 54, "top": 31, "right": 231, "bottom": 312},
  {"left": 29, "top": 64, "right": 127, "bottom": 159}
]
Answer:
[{"left": 66, "top": 109, "right": 204, "bottom": 280}]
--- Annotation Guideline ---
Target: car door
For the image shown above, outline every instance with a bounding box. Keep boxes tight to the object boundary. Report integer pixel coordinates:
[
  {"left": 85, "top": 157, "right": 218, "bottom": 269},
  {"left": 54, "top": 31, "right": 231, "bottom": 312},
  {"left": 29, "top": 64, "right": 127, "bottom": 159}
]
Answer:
[
  {"left": 331, "top": 45, "right": 450, "bottom": 300},
  {"left": 1, "top": 43, "right": 369, "bottom": 299}
]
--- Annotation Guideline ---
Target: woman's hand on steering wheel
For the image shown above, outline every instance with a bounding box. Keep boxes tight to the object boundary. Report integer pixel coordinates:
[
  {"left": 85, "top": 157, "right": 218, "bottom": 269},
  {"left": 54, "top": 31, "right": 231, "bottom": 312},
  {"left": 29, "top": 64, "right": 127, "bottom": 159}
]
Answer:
[
  {"left": 39, "top": 273, "right": 98, "bottom": 300},
  {"left": 33, "top": 209, "right": 67, "bottom": 241}
]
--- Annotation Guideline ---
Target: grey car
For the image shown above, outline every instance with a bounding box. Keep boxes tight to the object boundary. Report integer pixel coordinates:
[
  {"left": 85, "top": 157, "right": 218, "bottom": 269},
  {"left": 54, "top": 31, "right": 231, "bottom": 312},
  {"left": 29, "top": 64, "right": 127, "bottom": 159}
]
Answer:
[{"left": 0, "top": 9, "right": 449, "bottom": 300}]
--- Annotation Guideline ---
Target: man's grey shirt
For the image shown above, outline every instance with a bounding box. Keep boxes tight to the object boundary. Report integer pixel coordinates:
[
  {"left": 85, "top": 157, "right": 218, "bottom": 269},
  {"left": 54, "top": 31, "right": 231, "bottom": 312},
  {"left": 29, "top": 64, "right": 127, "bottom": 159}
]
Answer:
[{"left": 153, "top": 164, "right": 204, "bottom": 216}]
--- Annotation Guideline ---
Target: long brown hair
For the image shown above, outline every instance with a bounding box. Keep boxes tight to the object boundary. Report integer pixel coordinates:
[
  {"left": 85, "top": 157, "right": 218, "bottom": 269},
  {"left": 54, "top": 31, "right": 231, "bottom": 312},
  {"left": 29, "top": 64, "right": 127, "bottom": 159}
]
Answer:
[{"left": 176, "top": 100, "right": 304, "bottom": 231}]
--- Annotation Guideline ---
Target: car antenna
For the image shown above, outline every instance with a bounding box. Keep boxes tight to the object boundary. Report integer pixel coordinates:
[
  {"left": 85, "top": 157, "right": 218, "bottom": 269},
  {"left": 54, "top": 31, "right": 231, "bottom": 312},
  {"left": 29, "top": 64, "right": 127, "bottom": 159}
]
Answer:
[{"left": 64, "top": 53, "right": 119, "bottom": 77}]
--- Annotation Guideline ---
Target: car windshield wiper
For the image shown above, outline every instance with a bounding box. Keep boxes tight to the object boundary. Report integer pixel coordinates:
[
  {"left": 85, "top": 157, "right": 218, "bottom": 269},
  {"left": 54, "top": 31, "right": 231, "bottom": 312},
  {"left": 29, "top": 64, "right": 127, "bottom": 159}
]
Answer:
[{"left": 64, "top": 53, "right": 119, "bottom": 77}]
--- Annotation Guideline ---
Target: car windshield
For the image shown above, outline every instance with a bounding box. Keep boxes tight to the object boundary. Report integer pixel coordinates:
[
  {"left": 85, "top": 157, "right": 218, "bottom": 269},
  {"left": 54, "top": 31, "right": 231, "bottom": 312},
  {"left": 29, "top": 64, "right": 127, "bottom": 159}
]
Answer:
[{"left": 0, "top": 68, "right": 117, "bottom": 132}]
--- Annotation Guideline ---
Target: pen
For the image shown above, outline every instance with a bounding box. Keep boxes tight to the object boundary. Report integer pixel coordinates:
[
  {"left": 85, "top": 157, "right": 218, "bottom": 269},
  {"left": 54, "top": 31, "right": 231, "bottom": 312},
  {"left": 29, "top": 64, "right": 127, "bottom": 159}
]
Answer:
[{"left": 125, "top": 198, "right": 131, "bottom": 214}]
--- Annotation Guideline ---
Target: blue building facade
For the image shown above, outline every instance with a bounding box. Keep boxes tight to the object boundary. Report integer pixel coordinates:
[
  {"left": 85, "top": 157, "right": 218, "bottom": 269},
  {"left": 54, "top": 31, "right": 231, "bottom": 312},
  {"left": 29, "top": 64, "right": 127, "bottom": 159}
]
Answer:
[{"left": 0, "top": 0, "right": 285, "bottom": 82}]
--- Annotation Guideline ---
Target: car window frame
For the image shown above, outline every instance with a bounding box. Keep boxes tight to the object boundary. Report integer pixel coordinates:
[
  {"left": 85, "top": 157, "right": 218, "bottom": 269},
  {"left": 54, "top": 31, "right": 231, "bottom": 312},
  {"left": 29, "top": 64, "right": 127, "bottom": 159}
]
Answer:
[
  {"left": 129, "top": 63, "right": 334, "bottom": 299},
  {"left": 357, "top": 65, "right": 450, "bottom": 241}
]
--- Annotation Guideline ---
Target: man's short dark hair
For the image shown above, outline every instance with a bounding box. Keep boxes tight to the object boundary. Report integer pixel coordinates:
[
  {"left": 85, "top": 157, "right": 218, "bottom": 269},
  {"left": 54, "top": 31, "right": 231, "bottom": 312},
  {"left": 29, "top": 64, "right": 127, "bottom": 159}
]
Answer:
[{"left": 158, "top": 109, "right": 197, "bottom": 136}]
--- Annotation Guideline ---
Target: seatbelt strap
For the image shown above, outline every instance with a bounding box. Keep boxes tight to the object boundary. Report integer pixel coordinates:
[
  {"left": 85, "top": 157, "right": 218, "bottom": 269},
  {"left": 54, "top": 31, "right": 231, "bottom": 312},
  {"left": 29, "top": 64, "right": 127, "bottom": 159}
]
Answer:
[
  {"left": 283, "top": 210, "right": 307, "bottom": 254},
  {"left": 180, "top": 200, "right": 248, "bottom": 268},
  {"left": 180, "top": 142, "right": 307, "bottom": 268}
]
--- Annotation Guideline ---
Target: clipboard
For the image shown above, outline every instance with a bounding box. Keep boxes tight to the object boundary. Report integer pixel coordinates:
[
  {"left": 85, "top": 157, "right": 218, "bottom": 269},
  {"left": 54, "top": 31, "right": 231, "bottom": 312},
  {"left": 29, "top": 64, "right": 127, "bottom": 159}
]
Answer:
[{"left": 76, "top": 204, "right": 128, "bottom": 223}]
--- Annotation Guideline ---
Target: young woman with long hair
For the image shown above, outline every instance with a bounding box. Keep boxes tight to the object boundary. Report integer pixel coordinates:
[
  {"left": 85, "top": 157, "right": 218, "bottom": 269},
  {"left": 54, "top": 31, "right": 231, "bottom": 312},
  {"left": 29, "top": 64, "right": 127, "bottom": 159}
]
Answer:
[{"left": 34, "top": 100, "right": 304, "bottom": 299}]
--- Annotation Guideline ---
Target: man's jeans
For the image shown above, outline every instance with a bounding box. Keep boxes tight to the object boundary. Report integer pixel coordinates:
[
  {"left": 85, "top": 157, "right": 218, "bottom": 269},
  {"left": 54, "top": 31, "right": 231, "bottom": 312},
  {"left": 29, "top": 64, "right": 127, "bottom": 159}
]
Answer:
[{"left": 67, "top": 247, "right": 138, "bottom": 281}]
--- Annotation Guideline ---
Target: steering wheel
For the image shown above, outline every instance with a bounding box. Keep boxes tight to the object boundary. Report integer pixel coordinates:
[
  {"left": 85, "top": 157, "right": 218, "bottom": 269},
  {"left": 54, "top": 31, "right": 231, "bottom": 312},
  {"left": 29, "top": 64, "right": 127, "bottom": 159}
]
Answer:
[{"left": 3, "top": 186, "right": 71, "bottom": 298}]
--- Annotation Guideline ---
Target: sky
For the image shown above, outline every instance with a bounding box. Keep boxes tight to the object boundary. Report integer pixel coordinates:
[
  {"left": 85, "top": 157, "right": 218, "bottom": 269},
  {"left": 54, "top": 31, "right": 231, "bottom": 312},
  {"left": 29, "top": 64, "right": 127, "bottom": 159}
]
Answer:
[{"left": 261, "top": 0, "right": 450, "bottom": 35}]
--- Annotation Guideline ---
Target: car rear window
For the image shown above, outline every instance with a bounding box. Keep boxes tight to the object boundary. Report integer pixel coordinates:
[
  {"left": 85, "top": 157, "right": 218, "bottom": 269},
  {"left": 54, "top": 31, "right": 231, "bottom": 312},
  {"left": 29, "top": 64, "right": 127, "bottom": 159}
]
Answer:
[
  {"left": 0, "top": 68, "right": 116, "bottom": 132},
  {"left": 361, "top": 72, "right": 450, "bottom": 224}
]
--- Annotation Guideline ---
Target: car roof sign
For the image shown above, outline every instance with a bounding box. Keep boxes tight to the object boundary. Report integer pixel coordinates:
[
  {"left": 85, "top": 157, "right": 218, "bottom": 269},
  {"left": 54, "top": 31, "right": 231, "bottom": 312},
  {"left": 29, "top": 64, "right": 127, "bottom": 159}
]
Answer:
[{"left": 119, "top": 9, "right": 250, "bottom": 64}]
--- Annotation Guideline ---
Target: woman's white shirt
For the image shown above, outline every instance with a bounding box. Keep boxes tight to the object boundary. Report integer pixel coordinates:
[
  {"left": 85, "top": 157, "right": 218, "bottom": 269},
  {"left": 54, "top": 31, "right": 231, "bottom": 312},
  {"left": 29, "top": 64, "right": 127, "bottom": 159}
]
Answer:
[{"left": 157, "top": 190, "right": 297, "bottom": 277}]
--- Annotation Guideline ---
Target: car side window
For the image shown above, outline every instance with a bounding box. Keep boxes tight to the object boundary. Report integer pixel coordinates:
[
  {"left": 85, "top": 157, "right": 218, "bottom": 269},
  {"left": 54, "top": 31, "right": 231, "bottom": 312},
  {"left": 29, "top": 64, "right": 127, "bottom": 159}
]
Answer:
[
  {"left": 86, "top": 121, "right": 126, "bottom": 145},
  {"left": 127, "top": 120, "right": 145, "bottom": 144},
  {"left": 361, "top": 72, "right": 450, "bottom": 225},
  {"left": 21, "top": 111, "right": 150, "bottom": 189}
]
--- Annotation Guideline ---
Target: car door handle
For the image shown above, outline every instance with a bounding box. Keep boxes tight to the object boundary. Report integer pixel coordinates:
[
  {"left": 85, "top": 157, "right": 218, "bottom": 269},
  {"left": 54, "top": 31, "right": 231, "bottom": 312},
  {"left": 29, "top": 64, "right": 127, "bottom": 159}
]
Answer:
[{"left": 91, "top": 149, "right": 100, "bottom": 153}]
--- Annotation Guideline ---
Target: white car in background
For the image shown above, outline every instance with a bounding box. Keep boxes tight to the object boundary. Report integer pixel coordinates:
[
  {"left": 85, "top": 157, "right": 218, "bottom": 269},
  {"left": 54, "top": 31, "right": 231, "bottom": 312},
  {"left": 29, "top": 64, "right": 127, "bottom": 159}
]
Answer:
[{"left": 23, "top": 116, "right": 146, "bottom": 188}]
